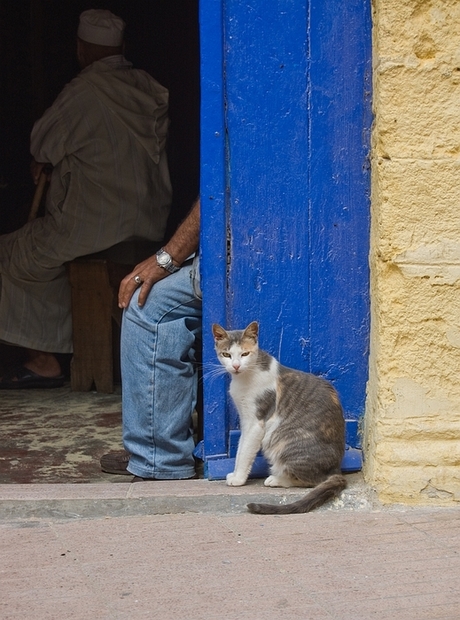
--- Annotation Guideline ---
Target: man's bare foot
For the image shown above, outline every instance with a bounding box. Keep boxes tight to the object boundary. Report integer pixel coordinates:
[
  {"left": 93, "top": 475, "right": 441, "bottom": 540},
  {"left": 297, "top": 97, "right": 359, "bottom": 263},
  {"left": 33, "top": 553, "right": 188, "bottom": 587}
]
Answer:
[
  {"left": 0, "top": 349, "right": 64, "bottom": 389},
  {"left": 24, "top": 350, "right": 62, "bottom": 378}
]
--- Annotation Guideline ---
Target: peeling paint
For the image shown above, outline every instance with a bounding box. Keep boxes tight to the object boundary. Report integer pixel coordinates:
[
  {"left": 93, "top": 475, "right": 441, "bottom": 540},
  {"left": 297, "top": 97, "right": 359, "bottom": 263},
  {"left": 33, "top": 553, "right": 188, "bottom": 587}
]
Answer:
[
  {"left": 387, "top": 378, "right": 455, "bottom": 419},
  {"left": 393, "top": 241, "right": 460, "bottom": 284}
]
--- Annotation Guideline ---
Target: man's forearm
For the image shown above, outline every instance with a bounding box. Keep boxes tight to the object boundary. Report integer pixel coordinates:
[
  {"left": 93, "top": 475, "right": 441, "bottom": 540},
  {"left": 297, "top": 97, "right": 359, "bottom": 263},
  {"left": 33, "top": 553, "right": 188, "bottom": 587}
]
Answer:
[{"left": 163, "top": 198, "right": 200, "bottom": 267}]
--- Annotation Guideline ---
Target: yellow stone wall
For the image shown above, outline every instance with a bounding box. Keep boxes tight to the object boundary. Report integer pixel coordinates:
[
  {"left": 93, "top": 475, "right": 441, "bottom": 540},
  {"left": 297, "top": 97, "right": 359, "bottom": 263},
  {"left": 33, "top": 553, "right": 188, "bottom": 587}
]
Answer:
[{"left": 364, "top": 0, "right": 460, "bottom": 504}]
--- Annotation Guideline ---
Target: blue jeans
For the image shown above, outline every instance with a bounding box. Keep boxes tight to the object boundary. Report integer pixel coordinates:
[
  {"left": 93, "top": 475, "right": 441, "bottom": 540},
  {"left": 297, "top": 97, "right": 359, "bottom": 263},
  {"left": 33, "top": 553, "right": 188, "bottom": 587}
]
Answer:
[{"left": 121, "top": 258, "right": 202, "bottom": 479}]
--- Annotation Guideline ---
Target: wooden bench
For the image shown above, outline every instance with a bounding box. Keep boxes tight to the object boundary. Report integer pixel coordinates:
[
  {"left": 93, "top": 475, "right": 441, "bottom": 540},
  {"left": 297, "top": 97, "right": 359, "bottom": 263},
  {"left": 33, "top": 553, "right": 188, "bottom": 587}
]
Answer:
[{"left": 67, "top": 239, "right": 160, "bottom": 393}]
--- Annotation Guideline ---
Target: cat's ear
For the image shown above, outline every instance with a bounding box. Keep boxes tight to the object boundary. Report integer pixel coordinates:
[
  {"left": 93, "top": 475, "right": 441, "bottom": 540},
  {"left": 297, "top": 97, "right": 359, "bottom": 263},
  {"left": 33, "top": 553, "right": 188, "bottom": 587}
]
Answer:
[
  {"left": 244, "top": 321, "right": 259, "bottom": 341},
  {"left": 212, "top": 324, "right": 228, "bottom": 341}
]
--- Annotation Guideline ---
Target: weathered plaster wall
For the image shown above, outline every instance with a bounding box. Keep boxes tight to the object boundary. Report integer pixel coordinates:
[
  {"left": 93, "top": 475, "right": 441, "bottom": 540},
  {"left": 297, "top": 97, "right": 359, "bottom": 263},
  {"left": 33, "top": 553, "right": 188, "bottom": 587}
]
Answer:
[{"left": 364, "top": 0, "right": 460, "bottom": 503}]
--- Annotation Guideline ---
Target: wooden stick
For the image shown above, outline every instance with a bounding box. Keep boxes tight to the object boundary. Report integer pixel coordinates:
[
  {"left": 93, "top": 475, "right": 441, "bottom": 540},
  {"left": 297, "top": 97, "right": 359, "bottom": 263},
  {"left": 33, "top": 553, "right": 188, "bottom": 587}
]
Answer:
[{"left": 27, "top": 171, "right": 47, "bottom": 222}]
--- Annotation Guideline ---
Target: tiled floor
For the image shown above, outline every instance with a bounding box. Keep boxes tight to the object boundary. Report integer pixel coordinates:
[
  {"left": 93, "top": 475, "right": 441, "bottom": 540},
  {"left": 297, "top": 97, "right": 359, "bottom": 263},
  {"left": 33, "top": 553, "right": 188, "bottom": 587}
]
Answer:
[{"left": 0, "top": 383, "right": 127, "bottom": 484}]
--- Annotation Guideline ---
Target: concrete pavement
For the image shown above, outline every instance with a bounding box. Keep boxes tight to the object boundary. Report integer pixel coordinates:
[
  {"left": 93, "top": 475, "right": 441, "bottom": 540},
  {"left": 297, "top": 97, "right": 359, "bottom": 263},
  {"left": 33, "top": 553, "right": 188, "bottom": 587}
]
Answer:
[{"left": 1, "top": 474, "right": 460, "bottom": 619}]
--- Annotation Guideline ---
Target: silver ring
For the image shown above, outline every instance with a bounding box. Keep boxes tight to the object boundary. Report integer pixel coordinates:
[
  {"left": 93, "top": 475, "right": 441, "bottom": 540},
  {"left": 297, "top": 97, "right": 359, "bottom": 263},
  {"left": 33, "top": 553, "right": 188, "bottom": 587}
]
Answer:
[{"left": 133, "top": 275, "right": 142, "bottom": 285}]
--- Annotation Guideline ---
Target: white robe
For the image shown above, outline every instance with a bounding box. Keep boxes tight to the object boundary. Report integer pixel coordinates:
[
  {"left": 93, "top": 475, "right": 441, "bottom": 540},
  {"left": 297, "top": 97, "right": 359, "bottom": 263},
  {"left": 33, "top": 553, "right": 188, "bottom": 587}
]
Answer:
[{"left": 0, "top": 56, "right": 172, "bottom": 353}]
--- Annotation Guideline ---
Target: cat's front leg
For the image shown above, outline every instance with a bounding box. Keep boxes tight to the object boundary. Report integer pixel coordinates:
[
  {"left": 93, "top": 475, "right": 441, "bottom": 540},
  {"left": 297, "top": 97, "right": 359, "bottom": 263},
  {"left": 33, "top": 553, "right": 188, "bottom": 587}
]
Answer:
[{"left": 226, "top": 419, "right": 264, "bottom": 486}]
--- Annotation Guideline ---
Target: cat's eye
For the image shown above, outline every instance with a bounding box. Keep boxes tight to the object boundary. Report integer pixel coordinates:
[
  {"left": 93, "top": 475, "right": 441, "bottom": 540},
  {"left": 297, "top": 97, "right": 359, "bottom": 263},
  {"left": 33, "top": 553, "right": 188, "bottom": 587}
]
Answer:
[
  {"left": 221, "top": 352, "right": 231, "bottom": 358},
  {"left": 241, "top": 351, "right": 250, "bottom": 357}
]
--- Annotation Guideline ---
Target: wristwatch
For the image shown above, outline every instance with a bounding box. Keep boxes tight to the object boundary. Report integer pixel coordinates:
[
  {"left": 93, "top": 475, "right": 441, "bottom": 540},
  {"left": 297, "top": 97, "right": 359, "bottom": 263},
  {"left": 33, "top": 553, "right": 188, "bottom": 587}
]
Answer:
[{"left": 156, "top": 248, "right": 180, "bottom": 274}]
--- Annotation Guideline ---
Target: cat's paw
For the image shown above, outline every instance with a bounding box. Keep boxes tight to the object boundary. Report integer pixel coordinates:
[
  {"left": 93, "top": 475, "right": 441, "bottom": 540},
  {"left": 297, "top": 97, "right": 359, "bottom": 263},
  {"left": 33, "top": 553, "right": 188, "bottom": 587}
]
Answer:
[
  {"left": 226, "top": 472, "right": 247, "bottom": 486},
  {"left": 264, "top": 475, "right": 291, "bottom": 488},
  {"left": 264, "top": 475, "right": 280, "bottom": 487}
]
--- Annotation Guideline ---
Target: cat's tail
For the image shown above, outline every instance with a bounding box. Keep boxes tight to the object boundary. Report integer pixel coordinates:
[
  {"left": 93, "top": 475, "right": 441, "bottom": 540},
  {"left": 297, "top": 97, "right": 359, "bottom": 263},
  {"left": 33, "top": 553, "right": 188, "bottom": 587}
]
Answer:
[{"left": 247, "top": 474, "right": 347, "bottom": 515}]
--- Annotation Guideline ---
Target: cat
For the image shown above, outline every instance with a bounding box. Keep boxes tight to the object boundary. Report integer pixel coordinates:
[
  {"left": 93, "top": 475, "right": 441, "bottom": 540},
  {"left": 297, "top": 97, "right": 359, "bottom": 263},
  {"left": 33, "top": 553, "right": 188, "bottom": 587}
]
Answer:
[{"left": 212, "top": 321, "right": 347, "bottom": 514}]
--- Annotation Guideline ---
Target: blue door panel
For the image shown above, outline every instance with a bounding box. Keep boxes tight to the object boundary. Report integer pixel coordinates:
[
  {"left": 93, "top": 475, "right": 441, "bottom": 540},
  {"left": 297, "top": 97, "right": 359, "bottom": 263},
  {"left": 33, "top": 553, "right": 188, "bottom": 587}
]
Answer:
[
  {"left": 308, "top": 0, "right": 372, "bottom": 420},
  {"left": 199, "top": 0, "right": 228, "bottom": 457},
  {"left": 199, "top": 0, "right": 371, "bottom": 478}
]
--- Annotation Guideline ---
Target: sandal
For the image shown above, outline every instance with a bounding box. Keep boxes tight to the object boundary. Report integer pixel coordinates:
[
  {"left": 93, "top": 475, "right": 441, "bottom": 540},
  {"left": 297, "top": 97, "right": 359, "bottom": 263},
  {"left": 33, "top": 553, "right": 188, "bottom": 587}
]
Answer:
[{"left": 0, "top": 365, "right": 65, "bottom": 389}]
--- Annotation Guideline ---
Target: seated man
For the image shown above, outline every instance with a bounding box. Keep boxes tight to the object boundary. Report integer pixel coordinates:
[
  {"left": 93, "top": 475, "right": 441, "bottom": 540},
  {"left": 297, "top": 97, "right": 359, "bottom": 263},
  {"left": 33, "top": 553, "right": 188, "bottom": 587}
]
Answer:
[
  {"left": 0, "top": 9, "right": 171, "bottom": 388},
  {"left": 101, "top": 198, "right": 202, "bottom": 480}
]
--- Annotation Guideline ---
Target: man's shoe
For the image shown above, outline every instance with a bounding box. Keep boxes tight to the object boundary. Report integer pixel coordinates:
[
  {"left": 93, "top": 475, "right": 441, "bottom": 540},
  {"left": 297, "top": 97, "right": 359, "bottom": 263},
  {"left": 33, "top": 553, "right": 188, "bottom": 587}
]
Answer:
[{"left": 100, "top": 450, "right": 131, "bottom": 475}]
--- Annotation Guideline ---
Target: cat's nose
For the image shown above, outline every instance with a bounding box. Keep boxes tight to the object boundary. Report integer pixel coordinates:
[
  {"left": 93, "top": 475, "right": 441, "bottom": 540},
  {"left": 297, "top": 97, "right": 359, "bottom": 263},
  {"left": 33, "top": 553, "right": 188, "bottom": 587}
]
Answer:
[{"left": 232, "top": 362, "right": 240, "bottom": 371}]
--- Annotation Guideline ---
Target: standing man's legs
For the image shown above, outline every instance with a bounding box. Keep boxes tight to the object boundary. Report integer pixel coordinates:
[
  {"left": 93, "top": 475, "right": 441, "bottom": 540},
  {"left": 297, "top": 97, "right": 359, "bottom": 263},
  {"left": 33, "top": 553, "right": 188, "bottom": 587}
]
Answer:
[{"left": 121, "top": 259, "right": 202, "bottom": 480}]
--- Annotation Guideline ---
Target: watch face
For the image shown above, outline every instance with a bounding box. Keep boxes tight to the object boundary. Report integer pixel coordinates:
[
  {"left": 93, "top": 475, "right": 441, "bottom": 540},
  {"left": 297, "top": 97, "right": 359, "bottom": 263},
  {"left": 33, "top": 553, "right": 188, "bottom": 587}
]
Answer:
[{"left": 157, "top": 252, "right": 170, "bottom": 266}]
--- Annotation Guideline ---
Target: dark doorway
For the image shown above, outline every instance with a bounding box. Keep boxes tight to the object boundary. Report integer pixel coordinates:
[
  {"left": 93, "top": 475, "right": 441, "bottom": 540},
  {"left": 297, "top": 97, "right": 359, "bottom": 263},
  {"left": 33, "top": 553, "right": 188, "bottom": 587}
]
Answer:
[
  {"left": 0, "top": 0, "right": 200, "bottom": 238},
  {"left": 0, "top": 3, "right": 201, "bottom": 482}
]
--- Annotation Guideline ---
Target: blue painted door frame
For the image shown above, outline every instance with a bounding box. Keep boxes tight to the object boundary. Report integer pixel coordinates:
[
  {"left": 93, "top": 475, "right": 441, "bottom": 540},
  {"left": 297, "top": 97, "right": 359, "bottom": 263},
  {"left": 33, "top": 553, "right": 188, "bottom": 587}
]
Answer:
[{"left": 198, "top": 0, "right": 372, "bottom": 478}]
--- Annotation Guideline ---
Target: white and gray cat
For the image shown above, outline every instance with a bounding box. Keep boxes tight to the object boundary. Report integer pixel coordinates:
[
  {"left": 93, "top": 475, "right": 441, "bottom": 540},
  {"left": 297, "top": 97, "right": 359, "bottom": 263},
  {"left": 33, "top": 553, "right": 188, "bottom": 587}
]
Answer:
[{"left": 212, "top": 321, "right": 347, "bottom": 514}]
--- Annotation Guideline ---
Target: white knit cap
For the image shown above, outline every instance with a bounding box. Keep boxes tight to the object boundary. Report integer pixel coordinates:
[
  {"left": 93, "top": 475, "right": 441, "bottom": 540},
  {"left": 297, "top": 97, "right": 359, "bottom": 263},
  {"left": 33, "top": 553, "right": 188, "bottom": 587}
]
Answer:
[{"left": 77, "top": 9, "right": 125, "bottom": 46}]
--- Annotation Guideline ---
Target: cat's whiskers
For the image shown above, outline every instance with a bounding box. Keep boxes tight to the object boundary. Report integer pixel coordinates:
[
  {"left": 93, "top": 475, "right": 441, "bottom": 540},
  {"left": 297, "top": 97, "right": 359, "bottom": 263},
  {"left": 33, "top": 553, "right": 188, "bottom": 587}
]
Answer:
[{"left": 202, "top": 363, "right": 229, "bottom": 382}]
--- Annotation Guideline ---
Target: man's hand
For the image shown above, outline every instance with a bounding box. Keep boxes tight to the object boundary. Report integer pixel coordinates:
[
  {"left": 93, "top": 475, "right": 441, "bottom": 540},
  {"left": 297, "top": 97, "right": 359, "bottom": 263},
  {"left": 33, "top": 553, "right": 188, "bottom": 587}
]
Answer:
[
  {"left": 118, "top": 197, "right": 200, "bottom": 310},
  {"left": 118, "top": 256, "right": 169, "bottom": 308}
]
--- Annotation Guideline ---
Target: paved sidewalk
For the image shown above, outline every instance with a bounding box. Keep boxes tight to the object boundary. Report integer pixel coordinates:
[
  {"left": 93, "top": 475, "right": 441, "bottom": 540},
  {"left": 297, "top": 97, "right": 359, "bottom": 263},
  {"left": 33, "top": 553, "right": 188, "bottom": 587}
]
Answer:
[{"left": 1, "top": 475, "right": 460, "bottom": 619}]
